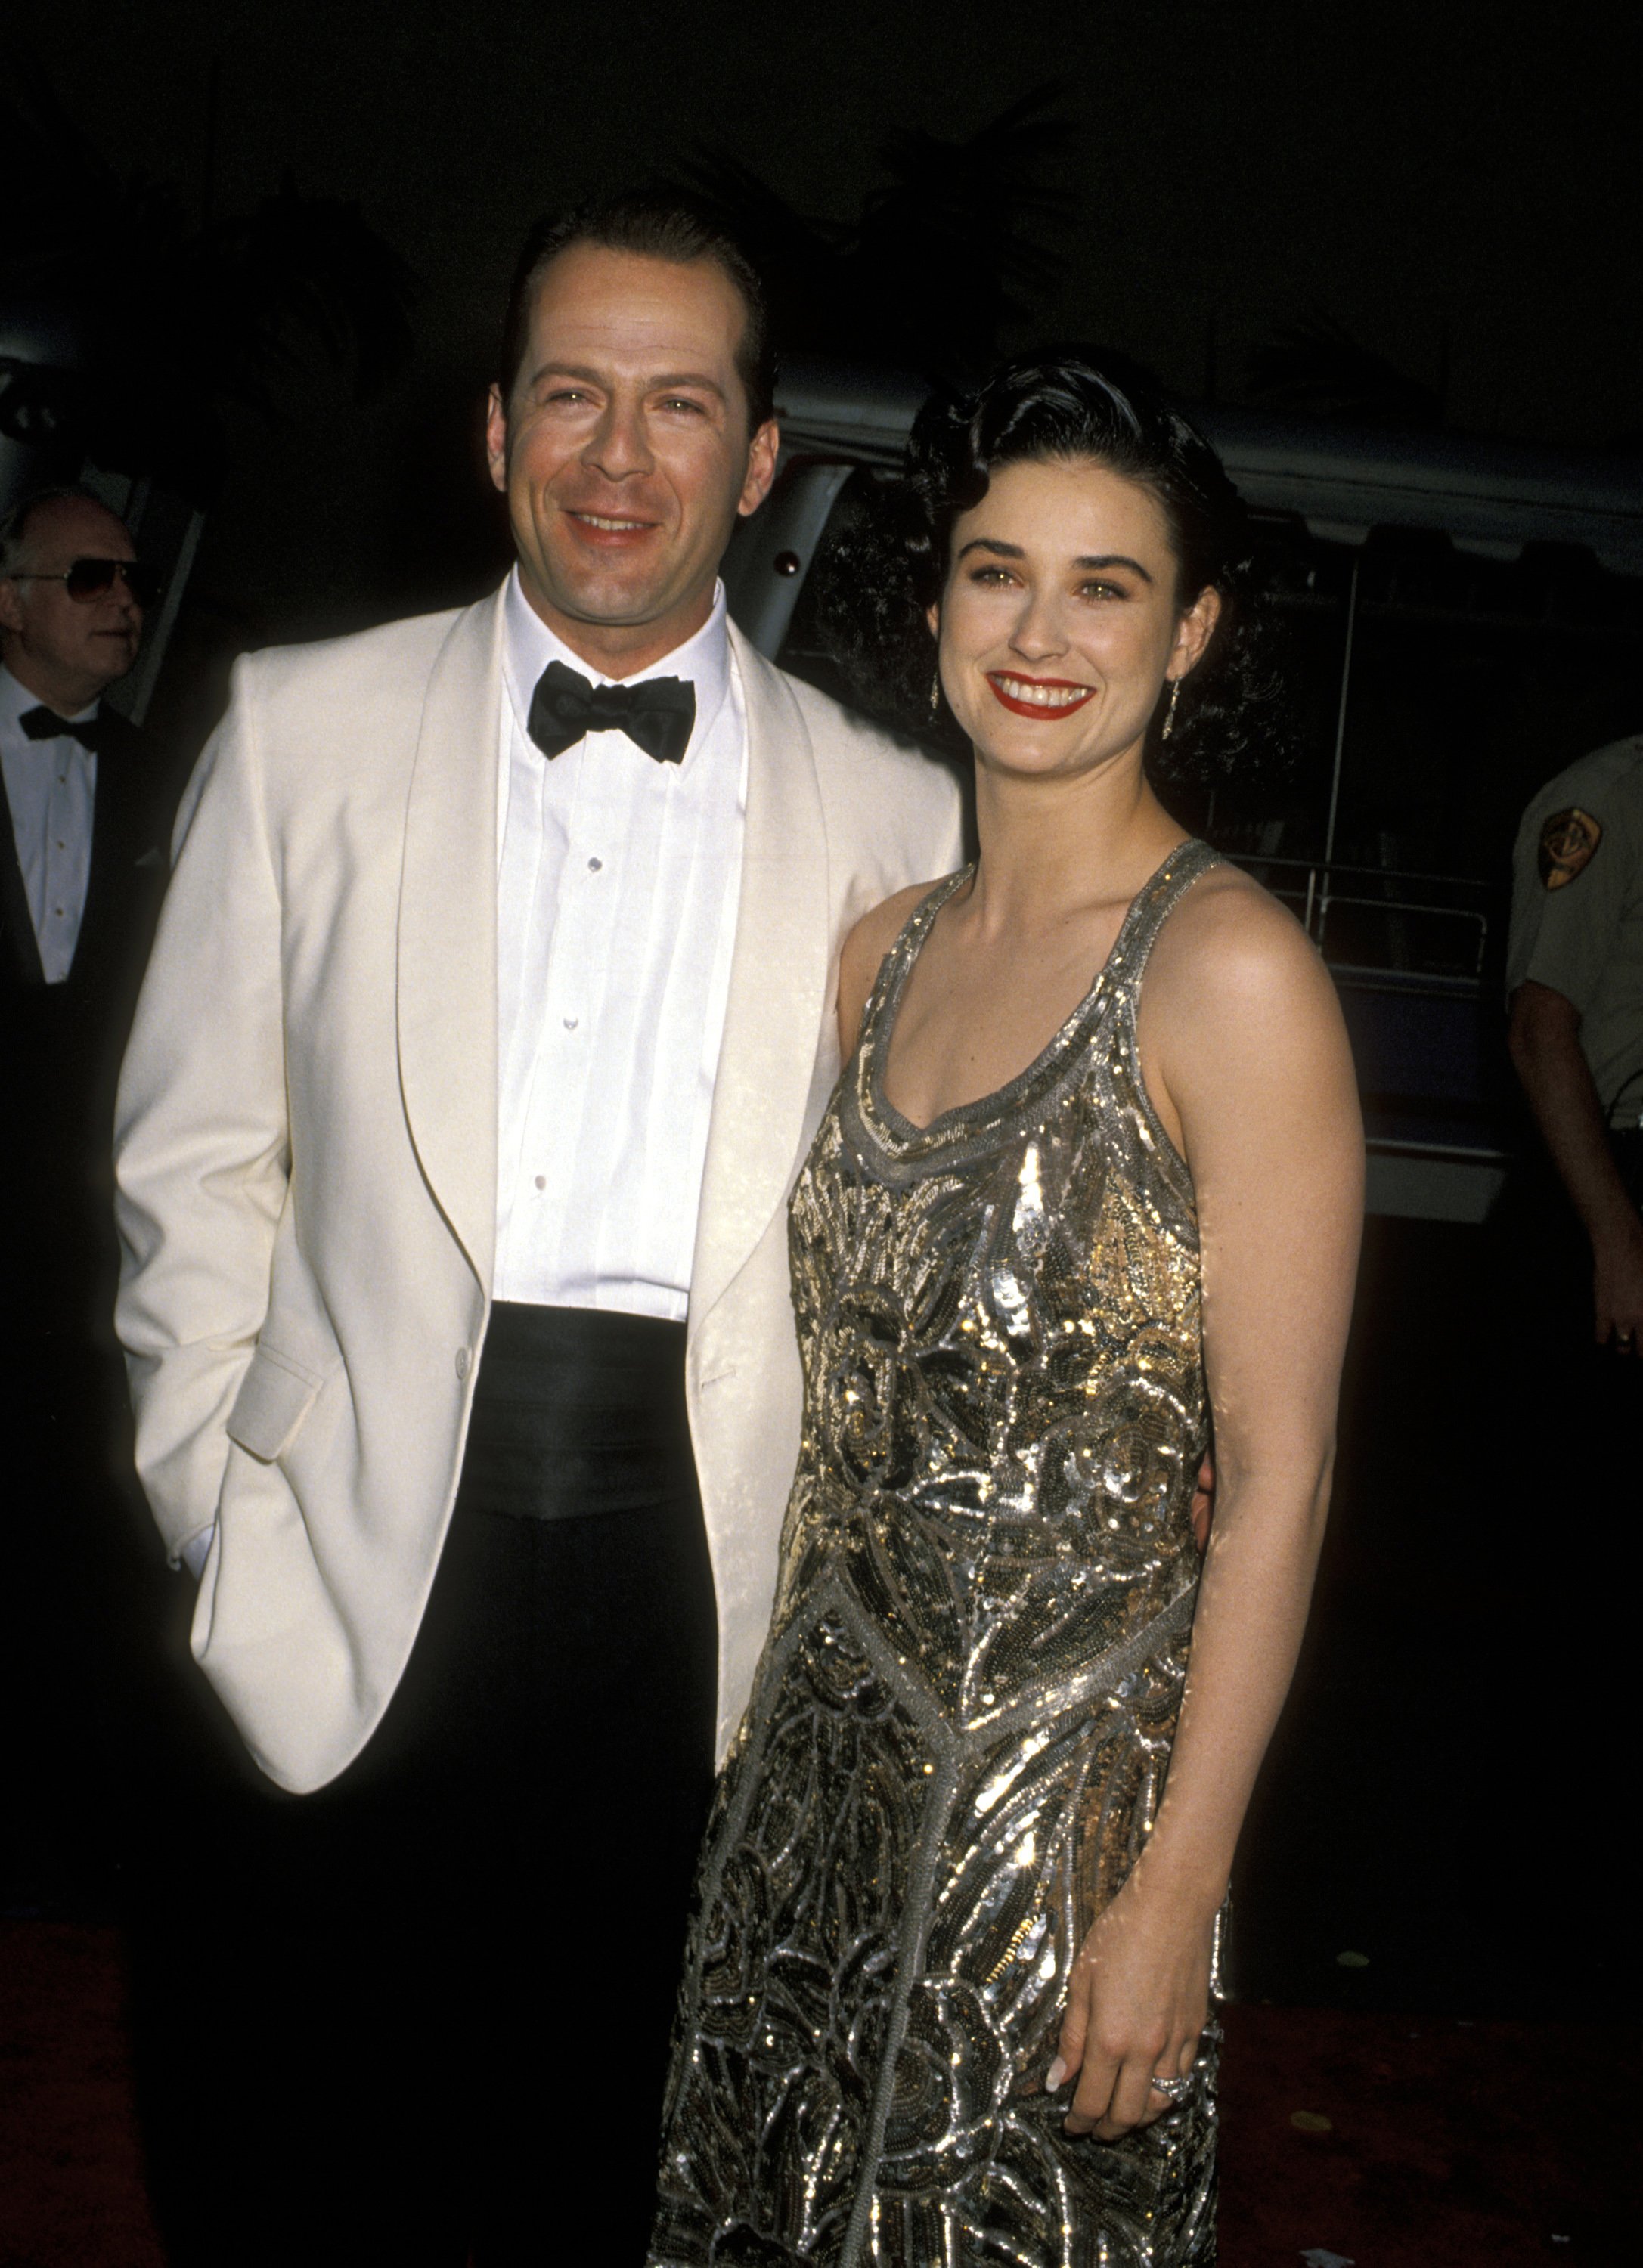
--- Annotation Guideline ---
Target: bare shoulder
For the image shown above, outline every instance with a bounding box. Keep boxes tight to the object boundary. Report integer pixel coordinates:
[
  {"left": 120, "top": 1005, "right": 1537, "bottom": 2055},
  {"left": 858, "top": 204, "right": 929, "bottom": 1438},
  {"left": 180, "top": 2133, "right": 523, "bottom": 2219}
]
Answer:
[
  {"left": 1139, "top": 859, "right": 1360, "bottom": 1185},
  {"left": 842, "top": 882, "right": 936, "bottom": 990},
  {"left": 1146, "top": 860, "right": 1341, "bottom": 1034},
  {"left": 837, "top": 881, "right": 944, "bottom": 1056}
]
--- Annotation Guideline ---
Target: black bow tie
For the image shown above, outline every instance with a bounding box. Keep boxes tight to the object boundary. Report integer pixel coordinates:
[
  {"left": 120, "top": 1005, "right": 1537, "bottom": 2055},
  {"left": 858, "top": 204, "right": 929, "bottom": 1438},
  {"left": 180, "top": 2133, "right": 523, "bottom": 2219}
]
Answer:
[
  {"left": 19, "top": 704, "right": 106, "bottom": 754},
  {"left": 526, "top": 661, "right": 695, "bottom": 766}
]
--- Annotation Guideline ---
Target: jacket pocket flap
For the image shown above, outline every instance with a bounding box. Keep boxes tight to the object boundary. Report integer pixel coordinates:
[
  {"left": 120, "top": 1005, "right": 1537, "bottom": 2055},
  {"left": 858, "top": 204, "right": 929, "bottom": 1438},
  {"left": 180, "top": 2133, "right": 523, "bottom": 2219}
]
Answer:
[{"left": 225, "top": 1346, "right": 324, "bottom": 1463}]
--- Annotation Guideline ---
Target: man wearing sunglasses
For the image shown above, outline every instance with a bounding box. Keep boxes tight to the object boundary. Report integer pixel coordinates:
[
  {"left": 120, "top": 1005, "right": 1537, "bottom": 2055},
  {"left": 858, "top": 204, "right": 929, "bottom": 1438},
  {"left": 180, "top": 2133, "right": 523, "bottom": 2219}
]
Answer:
[
  {"left": 0, "top": 488, "right": 157, "bottom": 981},
  {"left": 0, "top": 484, "right": 172, "bottom": 1917}
]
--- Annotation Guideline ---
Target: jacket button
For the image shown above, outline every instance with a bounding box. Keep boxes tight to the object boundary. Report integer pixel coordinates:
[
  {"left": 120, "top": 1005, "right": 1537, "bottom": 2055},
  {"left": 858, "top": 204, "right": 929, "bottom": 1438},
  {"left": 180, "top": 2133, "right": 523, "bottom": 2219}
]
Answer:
[{"left": 455, "top": 1346, "right": 471, "bottom": 1381}]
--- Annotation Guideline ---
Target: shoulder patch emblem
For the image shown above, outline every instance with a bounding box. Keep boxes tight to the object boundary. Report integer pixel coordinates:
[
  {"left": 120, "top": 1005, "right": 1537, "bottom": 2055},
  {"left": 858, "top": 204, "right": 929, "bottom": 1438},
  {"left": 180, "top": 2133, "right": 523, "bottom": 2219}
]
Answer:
[{"left": 1539, "top": 807, "right": 1603, "bottom": 889}]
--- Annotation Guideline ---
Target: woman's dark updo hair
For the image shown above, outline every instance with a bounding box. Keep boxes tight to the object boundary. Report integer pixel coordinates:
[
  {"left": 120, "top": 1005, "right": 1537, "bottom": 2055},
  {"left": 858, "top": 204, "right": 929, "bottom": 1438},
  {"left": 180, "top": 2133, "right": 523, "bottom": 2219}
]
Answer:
[{"left": 815, "top": 349, "right": 1286, "bottom": 791}]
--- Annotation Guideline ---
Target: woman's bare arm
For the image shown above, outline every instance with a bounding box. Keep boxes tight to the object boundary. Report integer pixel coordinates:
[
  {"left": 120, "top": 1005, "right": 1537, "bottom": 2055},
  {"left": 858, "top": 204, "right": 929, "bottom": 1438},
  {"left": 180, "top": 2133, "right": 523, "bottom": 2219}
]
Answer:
[{"left": 1055, "top": 876, "right": 1363, "bottom": 2138}]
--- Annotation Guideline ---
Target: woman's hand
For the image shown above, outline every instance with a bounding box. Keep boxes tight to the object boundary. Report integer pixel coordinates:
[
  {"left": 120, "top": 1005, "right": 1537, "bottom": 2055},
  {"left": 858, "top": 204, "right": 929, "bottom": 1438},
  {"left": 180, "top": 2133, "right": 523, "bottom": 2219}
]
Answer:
[{"left": 1046, "top": 1874, "right": 1216, "bottom": 2140}]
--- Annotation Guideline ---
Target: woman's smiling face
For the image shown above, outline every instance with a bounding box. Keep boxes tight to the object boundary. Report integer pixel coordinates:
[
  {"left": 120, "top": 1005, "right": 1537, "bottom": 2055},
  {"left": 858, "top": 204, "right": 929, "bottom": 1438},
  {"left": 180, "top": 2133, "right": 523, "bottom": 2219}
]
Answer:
[{"left": 932, "top": 454, "right": 1220, "bottom": 784}]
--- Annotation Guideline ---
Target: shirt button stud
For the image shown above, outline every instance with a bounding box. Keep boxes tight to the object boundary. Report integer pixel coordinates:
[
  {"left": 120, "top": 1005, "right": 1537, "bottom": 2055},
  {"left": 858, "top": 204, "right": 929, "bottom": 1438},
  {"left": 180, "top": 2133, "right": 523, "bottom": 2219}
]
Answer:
[
  {"left": 563, "top": 1015, "right": 578, "bottom": 1030},
  {"left": 534, "top": 1175, "right": 546, "bottom": 1190},
  {"left": 587, "top": 856, "right": 603, "bottom": 872},
  {"left": 455, "top": 1346, "right": 471, "bottom": 1381}
]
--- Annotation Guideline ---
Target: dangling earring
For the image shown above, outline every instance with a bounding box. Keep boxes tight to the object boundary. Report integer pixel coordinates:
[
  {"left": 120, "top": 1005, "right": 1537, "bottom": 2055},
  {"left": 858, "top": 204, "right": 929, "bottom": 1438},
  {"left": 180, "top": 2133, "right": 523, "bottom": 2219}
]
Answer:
[
  {"left": 1162, "top": 677, "right": 1182, "bottom": 740},
  {"left": 929, "top": 667, "right": 942, "bottom": 717}
]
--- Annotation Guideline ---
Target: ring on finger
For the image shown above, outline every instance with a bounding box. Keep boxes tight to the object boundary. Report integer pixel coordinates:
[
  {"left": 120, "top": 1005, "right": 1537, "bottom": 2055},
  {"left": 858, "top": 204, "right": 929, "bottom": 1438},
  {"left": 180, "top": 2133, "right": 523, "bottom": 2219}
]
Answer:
[{"left": 1148, "top": 2069, "right": 1192, "bottom": 2104}]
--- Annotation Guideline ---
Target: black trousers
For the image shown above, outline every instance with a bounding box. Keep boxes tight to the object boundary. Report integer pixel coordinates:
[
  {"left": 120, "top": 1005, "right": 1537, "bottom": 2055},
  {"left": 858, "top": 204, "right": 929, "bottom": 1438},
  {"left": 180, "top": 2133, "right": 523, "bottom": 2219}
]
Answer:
[
  {"left": 131, "top": 1304, "right": 718, "bottom": 2268},
  {"left": 1, "top": 1090, "right": 169, "bottom": 1913},
  {"left": 1485, "top": 1141, "right": 1643, "bottom": 1507}
]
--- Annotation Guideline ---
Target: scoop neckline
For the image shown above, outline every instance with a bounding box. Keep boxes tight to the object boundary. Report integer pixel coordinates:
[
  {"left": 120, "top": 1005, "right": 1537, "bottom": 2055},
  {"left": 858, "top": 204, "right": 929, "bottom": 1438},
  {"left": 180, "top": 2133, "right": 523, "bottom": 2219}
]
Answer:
[{"left": 864, "top": 837, "right": 1198, "bottom": 1148}]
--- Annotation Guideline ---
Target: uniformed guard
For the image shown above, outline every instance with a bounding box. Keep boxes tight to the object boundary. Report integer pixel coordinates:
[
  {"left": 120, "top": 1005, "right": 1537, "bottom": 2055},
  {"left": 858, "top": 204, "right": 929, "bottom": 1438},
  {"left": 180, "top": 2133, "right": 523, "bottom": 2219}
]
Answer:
[{"left": 1505, "top": 733, "right": 1643, "bottom": 1353}]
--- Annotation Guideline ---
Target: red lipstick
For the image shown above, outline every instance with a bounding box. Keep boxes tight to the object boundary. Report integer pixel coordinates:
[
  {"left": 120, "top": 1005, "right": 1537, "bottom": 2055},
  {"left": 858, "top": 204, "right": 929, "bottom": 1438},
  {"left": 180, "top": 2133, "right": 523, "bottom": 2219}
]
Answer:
[{"left": 984, "top": 671, "right": 1096, "bottom": 720}]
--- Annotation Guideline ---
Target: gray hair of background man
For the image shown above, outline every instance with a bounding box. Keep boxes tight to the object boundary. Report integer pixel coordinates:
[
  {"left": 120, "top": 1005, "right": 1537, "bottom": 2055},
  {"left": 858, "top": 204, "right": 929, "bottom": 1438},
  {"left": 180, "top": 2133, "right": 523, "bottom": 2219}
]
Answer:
[{"left": 0, "top": 486, "right": 128, "bottom": 578}]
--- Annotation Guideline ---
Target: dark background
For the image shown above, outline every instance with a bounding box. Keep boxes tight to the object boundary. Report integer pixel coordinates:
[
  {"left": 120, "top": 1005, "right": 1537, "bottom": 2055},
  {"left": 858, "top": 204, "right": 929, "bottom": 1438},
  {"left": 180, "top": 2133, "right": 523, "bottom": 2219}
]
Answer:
[{"left": 15, "top": 0, "right": 1643, "bottom": 670}]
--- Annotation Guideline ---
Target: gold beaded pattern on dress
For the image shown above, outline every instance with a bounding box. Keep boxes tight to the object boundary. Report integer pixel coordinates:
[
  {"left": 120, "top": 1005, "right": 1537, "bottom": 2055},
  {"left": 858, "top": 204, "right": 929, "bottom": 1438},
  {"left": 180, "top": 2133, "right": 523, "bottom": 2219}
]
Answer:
[{"left": 649, "top": 840, "right": 1223, "bottom": 2268}]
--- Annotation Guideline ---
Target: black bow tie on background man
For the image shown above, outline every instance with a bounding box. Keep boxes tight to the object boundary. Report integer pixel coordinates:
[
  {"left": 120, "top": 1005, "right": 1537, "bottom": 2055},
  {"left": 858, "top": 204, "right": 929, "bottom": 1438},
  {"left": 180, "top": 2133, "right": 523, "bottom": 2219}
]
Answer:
[
  {"left": 20, "top": 704, "right": 109, "bottom": 754},
  {"left": 526, "top": 660, "right": 696, "bottom": 767}
]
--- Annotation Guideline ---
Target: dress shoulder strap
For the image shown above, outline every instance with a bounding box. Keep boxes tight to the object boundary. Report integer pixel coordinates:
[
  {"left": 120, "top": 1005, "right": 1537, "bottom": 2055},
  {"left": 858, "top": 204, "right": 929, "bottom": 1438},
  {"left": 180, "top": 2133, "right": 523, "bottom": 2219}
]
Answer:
[
  {"left": 857, "top": 866, "right": 972, "bottom": 1048},
  {"left": 1102, "top": 838, "right": 1223, "bottom": 1007}
]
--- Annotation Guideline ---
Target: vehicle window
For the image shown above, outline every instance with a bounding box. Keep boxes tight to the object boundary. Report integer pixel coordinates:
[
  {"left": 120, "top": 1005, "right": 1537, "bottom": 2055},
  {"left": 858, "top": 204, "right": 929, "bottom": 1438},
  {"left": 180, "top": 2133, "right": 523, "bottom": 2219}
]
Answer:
[
  {"left": 774, "top": 464, "right": 909, "bottom": 714},
  {"left": 761, "top": 457, "right": 1643, "bottom": 987},
  {"left": 1228, "top": 525, "right": 1643, "bottom": 980}
]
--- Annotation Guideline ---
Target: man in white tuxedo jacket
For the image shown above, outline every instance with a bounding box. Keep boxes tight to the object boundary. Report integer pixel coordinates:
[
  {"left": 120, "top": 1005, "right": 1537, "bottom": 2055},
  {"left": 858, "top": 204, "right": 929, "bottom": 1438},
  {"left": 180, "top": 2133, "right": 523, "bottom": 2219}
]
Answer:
[{"left": 114, "top": 196, "right": 961, "bottom": 2266}]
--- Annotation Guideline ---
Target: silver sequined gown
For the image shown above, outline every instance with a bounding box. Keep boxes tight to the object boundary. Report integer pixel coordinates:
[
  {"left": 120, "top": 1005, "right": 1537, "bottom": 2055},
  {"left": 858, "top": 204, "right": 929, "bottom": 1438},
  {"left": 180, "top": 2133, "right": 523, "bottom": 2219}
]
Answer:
[{"left": 649, "top": 840, "right": 1223, "bottom": 2268}]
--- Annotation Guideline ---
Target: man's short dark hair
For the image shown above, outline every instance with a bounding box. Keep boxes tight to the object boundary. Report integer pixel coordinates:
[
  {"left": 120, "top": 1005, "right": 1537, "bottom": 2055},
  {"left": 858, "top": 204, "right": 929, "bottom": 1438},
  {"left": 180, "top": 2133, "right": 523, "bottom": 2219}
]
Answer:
[{"left": 498, "top": 191, "right": 777, "bottom": 432}]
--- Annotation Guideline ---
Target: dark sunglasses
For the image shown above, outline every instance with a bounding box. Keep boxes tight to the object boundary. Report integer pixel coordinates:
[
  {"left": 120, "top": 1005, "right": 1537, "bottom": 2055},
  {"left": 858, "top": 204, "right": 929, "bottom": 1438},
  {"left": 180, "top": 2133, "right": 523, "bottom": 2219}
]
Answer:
[{"left": 12, "top": 557, "right": 163, "bottom": 609}]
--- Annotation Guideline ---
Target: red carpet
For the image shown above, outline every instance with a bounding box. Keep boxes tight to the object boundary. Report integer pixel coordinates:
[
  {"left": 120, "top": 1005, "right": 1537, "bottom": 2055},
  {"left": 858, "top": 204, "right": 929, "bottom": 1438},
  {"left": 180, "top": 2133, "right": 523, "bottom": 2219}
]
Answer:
[
  {"left": 0, "top": 1919, "right": 1627, "bottom": 2263},
  {"left": 1217, "top": 2001, "right": 1631, "bottom": 2263},
  {"left": 0, "top": 1923, "right": 163, "bottom": 2268}
]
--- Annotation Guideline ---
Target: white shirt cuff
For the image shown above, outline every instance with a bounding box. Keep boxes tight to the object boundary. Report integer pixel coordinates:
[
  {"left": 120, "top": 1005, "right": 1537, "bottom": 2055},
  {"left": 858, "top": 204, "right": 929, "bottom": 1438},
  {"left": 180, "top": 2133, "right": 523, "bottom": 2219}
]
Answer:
[{"left": 178, "top": 1527, "right": 215, "bottom": 1581}]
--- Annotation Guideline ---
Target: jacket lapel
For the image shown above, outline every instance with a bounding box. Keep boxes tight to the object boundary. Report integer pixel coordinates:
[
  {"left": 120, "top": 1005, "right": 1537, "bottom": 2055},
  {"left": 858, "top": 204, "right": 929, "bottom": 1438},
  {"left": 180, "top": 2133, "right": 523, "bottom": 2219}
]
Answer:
[
  {"left": 0, "top": 763, "right": 45, "bottom": 989},
  {"left": 691, "top": 627, "right": 830, "bottom": 1329},
  {"left": 67, "top": 715, "right": 147, "bottom": 994},
  {"left": 397, "top": 590, "right": 504, "bottom": 1291}
]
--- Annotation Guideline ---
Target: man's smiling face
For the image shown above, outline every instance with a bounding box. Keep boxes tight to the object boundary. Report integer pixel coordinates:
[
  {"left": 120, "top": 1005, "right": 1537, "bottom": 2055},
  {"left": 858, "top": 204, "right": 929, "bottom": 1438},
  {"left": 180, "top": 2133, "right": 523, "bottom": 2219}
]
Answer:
[{"left": 486, "top": 243, "right": 777, "bottom": 678}]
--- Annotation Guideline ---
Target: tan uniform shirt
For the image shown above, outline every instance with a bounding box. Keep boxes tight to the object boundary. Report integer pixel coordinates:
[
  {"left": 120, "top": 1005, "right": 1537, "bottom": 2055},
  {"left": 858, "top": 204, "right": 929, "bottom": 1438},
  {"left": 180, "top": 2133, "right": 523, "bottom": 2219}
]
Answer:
[{"left": 1507, "top": 735, "right": 1643, "bottom": 1124}]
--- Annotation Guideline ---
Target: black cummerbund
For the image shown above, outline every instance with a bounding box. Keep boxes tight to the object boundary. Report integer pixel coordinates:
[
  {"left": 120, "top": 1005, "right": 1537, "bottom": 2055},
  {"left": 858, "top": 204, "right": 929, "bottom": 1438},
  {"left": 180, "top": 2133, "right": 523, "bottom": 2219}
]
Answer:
[{"left": 459, "top": 1301, "right": 695, "bottom": 1522}]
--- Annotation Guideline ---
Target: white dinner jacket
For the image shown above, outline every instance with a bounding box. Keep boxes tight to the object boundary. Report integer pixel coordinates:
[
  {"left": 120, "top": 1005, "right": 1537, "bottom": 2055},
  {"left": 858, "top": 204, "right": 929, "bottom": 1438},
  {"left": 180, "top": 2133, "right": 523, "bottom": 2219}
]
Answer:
[{"left": 114, "top": 584, "right": 963, "bottom": 1793}]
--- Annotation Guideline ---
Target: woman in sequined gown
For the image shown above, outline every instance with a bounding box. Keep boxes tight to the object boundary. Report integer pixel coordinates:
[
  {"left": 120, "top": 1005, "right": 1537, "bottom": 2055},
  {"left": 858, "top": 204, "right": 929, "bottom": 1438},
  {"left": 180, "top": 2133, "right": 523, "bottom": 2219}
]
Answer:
[{"left": 648, "top": 358, "right": 1362, "bottom": 2268}]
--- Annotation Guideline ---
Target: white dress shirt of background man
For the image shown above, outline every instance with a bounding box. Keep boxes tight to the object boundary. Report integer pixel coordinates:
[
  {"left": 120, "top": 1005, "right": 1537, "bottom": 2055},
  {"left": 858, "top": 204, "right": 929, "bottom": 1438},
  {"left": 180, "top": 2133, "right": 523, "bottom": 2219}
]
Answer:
[{"left": 113, "top": 194, "right": 962, "bottom": 2268}]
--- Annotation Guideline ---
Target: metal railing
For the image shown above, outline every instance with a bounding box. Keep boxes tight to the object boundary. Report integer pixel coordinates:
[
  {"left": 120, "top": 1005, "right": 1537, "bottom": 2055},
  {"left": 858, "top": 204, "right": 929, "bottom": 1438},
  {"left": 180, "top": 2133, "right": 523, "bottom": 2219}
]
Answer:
[{"left": 1229, "top": 853, "right": 1492, "bottom": 981}]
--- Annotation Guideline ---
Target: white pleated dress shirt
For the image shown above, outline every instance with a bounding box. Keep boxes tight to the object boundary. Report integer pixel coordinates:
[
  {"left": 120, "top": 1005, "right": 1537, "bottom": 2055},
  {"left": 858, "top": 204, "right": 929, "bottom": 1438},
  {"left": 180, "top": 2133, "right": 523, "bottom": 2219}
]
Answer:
[
  {"left": 0, "top": 664, "right": 98, "bottom": 984},
  {"left": 493, "top": 570, "right": 747, "bottom": 1321}
]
